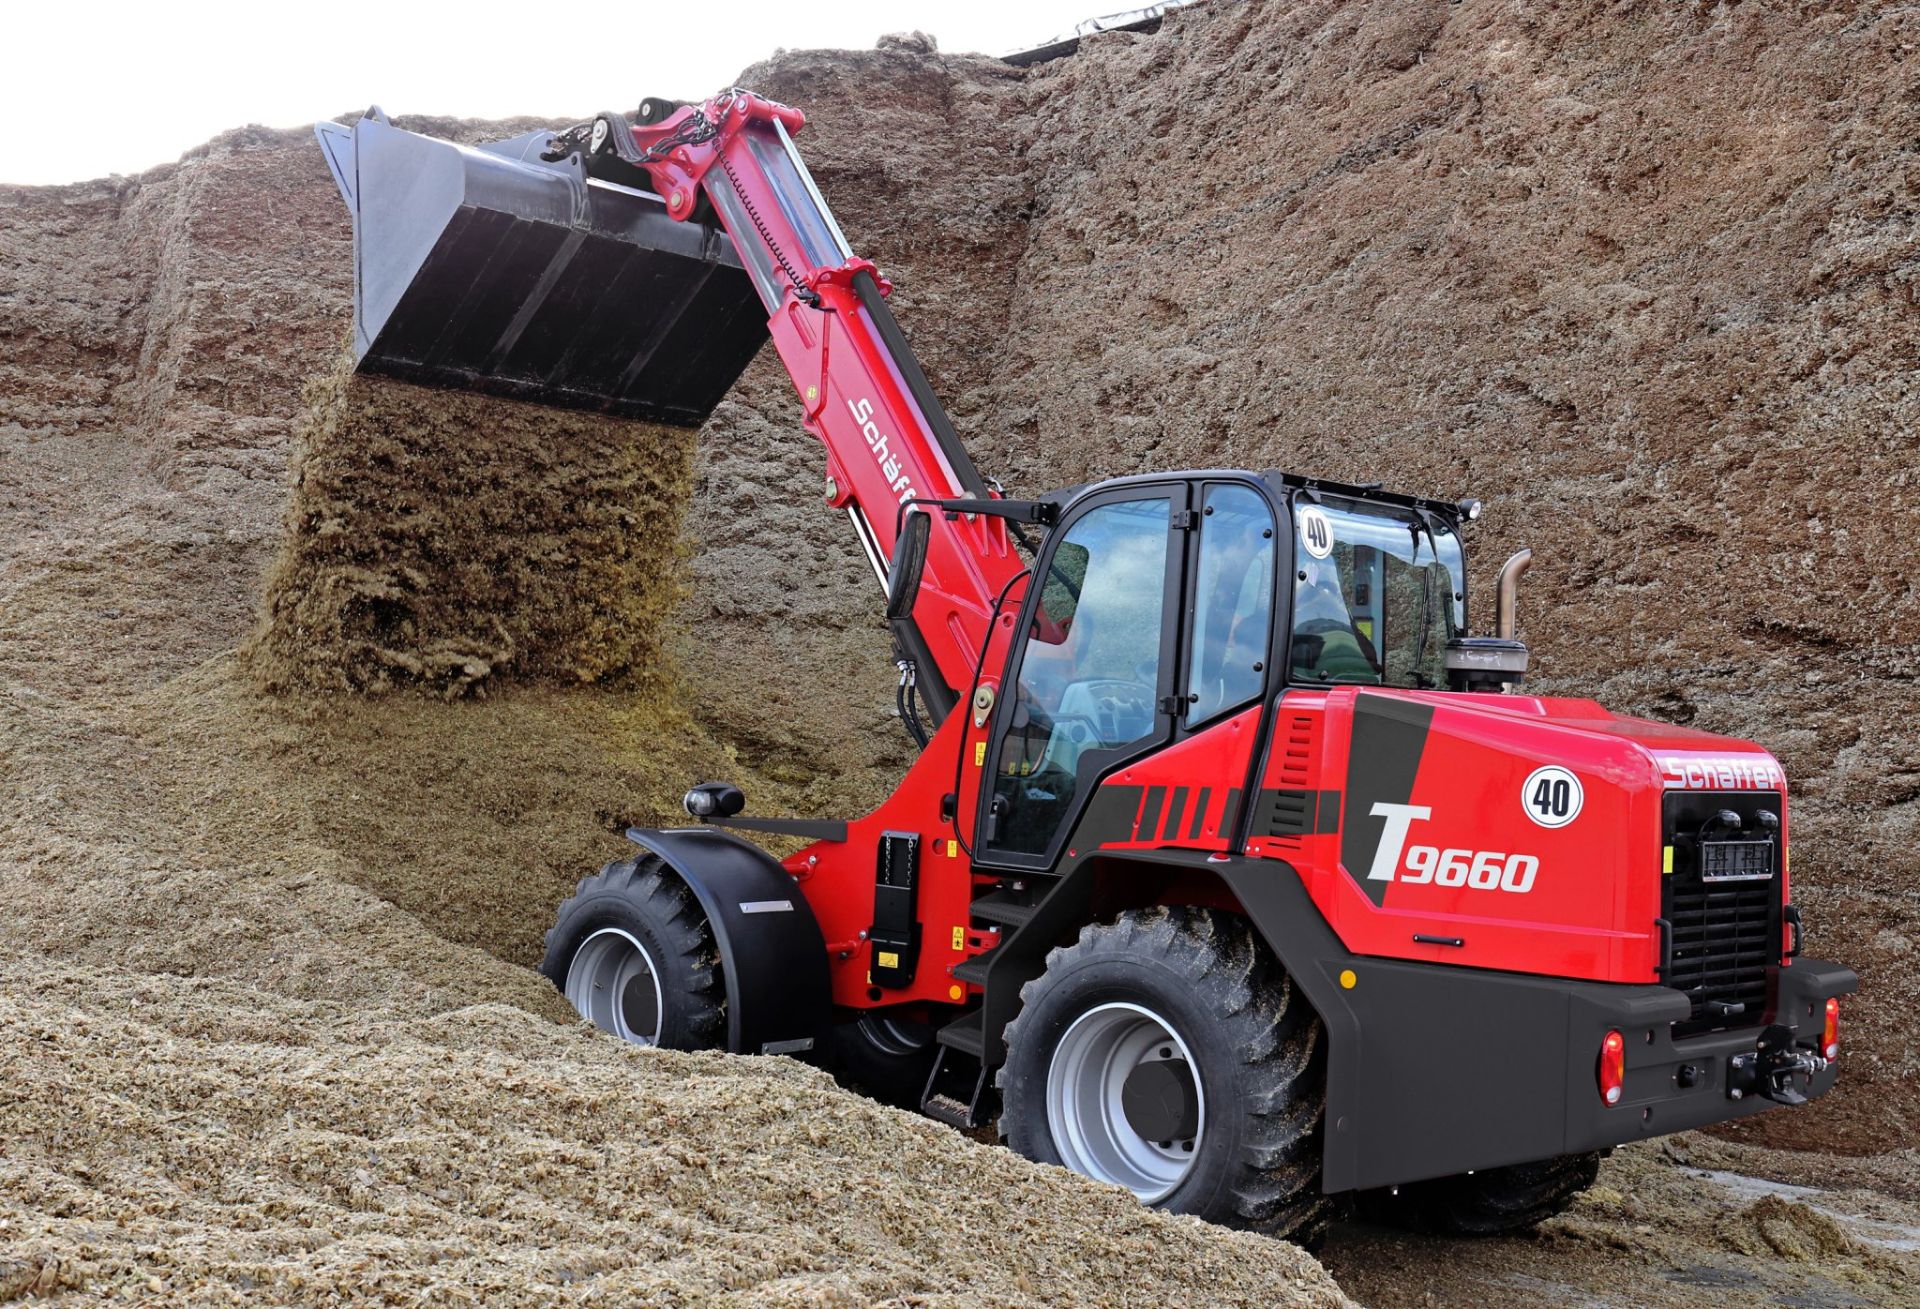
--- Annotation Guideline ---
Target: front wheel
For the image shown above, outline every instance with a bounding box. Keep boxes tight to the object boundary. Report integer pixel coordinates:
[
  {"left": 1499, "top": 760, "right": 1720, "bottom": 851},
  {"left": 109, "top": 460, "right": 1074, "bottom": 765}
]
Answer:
[
  {"left": 541, "top": 855, "right": 725, "bottom": 1051},
  {"left": 996, "top": 906, "right": 1330, "bottom": 1246}
]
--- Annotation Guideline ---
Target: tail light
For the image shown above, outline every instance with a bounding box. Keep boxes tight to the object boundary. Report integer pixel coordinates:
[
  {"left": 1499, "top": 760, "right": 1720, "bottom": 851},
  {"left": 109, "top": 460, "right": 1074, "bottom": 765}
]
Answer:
[
  {"left": 1821, "top": 997, "right": 1840, "bottom": 1061},
  {"left": 1598, "top": 1029, "right": 1626, "bottom": 1106}
]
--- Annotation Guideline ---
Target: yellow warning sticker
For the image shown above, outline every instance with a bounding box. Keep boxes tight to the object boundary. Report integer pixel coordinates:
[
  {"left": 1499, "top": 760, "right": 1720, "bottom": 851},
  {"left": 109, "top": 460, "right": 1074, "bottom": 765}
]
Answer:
[
  {"left": 974, "top": 741, "right": 987, "bottom": 767},
  {"left": 1662, "top": 846, "right": 1674, "bottom": 875},
  {"left": 946, "top": 839, "right": 958, "bottom": 859},
  {"left": 952, "top": 926, "right": 965, "bottom": 951},
  {"left": 877, "top": 951, "right": 900, "bottom": 969}
]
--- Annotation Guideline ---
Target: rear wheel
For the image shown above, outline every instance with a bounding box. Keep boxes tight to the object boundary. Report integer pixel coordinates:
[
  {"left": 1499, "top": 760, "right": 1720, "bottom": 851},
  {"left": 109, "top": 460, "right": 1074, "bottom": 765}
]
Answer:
[
  {"left": 1362, "top": 1152, "right": 1603, "bottom": 1235},
  {"left": 997, "top": 906, "right": 1330, "bottom": 1246},
  {"left": 828, "top": 1013, "right": 940, "bottom": 1109},
  {"left": 541, "top": 855, "right": 725, "bottom": 1051}
]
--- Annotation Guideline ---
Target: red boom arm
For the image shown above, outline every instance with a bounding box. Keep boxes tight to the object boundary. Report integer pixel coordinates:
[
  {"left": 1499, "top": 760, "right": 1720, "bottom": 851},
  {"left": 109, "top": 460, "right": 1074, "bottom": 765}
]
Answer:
[{"left": 627, "top": 91, "right": 1025, "bottom": 713}]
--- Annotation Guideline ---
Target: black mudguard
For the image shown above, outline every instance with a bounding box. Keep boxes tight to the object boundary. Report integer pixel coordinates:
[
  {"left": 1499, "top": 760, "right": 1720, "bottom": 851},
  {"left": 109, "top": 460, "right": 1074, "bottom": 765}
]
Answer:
[{"left": 625, "top": 827, "right": 831, "bottom": 1058}]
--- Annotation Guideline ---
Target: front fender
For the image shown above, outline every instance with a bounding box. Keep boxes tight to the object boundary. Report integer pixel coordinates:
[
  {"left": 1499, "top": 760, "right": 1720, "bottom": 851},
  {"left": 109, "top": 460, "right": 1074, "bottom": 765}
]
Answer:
[{"left": 626, "top": 826, "right": 831, "bottom": 1058}]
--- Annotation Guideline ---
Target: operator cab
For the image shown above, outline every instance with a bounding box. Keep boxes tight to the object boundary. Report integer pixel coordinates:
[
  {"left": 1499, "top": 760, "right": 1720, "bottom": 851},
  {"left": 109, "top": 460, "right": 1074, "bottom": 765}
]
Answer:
[{"left": 975, "top": 471, "right": 1498, "bottom": 868}]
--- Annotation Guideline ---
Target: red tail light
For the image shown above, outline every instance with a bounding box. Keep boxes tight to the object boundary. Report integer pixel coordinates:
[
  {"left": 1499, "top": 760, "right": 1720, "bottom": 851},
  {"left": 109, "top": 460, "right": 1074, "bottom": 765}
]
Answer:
[
  {"left": 1821, "top": 997, "right": 1840, "bottom": 1061},
  {"left": 1598, "top": 1029, "right": 1626, "bottom": 1106}
]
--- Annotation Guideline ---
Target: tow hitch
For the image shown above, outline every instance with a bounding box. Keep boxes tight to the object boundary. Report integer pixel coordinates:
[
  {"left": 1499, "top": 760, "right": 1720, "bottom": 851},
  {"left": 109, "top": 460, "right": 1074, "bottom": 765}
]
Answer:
[{"left": 1727, "top": 1023, "right": 1829, "bottom": 1106}]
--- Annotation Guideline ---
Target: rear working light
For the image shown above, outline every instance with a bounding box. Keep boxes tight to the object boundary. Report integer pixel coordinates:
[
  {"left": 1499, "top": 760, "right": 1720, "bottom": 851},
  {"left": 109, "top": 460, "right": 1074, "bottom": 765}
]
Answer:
[
  {"left": 1821, "top": 997, "right": 1840, "bottom": 1061},
  {"left": 1598, "top": 1030, "right": 1626, "bottom": 1106}
]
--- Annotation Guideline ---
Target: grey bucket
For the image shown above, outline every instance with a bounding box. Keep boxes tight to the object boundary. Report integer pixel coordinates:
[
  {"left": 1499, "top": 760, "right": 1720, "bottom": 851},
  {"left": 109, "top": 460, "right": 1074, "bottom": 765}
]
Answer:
[{"left": 314, "top": 109, "right": 766, "bottom": 428}]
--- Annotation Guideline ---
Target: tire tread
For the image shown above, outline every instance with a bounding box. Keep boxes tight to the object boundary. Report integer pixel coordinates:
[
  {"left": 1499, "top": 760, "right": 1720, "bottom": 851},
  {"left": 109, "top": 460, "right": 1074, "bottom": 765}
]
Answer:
[
  {"left": 540, "top": 854, "right": 725, "bottom": 1048},
  {"left": 997, "top": 906, "right": 1332, "bottom": 1246}
]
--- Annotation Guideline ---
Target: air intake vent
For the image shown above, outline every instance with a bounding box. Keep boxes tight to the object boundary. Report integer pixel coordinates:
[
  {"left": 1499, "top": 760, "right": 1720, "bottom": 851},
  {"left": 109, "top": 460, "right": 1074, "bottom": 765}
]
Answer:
[
  {"left": 1276, "top": 713, "right": 1317, "bottom": 788},
  {"left": 1260, "top": 788, "right": 1339, "bottom": 842},
  {"left": 1265, "top": 713, "right": 1321, "bottom": 849},
  {"left": 1661, "top": 792, "right": 1781, "bottom": 1036}
]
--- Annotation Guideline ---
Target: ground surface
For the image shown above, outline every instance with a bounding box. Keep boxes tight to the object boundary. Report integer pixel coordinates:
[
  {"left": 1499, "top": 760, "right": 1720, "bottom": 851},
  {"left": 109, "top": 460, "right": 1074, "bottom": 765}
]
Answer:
[{"left": 3, "top": 1, "right": 1918, "bottom": 1304}]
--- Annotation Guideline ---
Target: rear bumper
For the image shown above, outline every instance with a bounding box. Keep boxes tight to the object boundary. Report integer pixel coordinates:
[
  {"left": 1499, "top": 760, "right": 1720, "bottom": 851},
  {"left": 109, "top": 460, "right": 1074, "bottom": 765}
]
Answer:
[
  {"left": 1217, "top": 859, "right": 1859, "bottom": 1193},
  {"left": 1565, "top": 956, "right": 1855, "bottom": 1153}
]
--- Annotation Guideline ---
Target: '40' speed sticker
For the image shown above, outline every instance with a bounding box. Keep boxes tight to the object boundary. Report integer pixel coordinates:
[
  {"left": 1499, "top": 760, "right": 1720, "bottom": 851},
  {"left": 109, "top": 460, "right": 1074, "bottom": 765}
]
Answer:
[
  {"left": 1298, "top": 505, "right": 1334, "bottom": 558},
  {"left": 1522, "top": 765, "right": 1583, "bottom": 828}
]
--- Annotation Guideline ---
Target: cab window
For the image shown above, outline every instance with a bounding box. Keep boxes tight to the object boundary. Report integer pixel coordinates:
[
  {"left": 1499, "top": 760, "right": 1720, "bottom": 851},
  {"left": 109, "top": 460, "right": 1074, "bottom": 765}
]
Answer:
[
  {"left": 1290, "top": 497, "right": 1463, "bottom": 689},
  {"left": 990, "top": 497, "right": 1171, "bottom": 857},
  {"left": 1186, "top": 484, "right": 1275, "bottom": 722}
]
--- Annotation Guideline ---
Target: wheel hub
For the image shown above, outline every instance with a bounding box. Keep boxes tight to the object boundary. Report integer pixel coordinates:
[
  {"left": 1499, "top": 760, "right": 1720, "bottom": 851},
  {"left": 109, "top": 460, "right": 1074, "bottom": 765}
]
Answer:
[{"left": 1121, "top": 1055, "right": 1200, "bottom": 1142}]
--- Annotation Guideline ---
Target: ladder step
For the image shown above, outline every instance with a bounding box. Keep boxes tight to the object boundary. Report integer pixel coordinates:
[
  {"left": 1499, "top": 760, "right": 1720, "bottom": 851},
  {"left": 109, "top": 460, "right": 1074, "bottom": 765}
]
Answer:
[
  {"left": 922, "top": 1092, "right": 975, "bottom": 1129},
  {"left": 920, "top": 1041, "right": 994, "bottom": 1129},
  {"left": 968, "top": 889, "right": 1038, "bottom": 929},
  {"left": 952, "top": 942, "right": 1000, "bottom": 986},
  {"left": 936, "top": 1008, "right": 986, "bottom": 1057}
]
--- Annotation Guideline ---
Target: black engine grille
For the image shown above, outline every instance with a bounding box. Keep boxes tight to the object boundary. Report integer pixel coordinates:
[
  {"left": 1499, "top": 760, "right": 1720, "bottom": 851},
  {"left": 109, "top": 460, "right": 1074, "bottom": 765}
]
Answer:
[{"left": 1661, "top": 790, "right": 1783, "bottom": 1036}]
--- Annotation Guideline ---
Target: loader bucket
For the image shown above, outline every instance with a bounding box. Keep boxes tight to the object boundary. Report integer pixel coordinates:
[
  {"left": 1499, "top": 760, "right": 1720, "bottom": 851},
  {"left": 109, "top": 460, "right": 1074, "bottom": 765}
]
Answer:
[{"left": 314, "top": 109, "right": 767, "bottom": 427}]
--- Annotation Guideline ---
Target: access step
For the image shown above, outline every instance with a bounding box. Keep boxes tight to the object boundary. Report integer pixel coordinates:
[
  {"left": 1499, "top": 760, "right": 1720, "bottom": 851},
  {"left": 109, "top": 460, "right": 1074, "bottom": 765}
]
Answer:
[
  {"left": 967, "top": 888, "right": 1039, "bottom": 931},
  {"left": 935, "top": 1007, "right": 986, "bottom": 1057},
  {"left": 952, "top": 942, "right": 1001, "bottom": 986}
]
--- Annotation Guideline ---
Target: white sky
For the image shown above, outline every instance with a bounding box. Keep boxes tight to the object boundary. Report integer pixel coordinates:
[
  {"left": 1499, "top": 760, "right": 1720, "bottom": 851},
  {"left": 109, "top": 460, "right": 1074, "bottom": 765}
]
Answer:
[{"left": 0, "top": 0, "right": 1125, "bottom": 185}]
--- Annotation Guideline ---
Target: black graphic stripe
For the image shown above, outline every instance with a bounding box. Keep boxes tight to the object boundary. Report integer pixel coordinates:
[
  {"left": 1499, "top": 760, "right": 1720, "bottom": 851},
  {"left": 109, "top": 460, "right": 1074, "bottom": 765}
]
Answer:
[
  {"left": 1341, "top": 694, "right": 1436, "bottom": 907},
  {"left": 1162, "top": 787, "right": 1189, "bottom": 841},
  {"left": 1188, "top": 787, "right": 1211, "bottom": 839},
  {"left": 1138, "top": 786, "right": 1167, "bottom": 842}
]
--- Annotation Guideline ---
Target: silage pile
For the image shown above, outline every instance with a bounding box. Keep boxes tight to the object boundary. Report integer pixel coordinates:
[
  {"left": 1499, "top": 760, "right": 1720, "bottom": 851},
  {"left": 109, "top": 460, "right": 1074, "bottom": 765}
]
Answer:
[
  {"left": 0, "top": 962, "right": 1348, "bottom": 1307},
  {"left": 250, "top": 354, "right": 693, "bottom": 697},
  {"left": 0, "top": 77, "right": 1351, "bottom": 1305}
]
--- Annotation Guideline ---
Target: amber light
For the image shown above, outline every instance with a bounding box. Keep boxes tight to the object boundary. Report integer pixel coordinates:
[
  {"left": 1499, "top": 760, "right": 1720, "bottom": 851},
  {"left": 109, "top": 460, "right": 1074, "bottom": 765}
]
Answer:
[
  {"left": 1598, "top": 1030, "right": 1626, "bottom": 1106},
  {"left": 1822, "top": 997, "right": 1840, "bottom": 1061}
]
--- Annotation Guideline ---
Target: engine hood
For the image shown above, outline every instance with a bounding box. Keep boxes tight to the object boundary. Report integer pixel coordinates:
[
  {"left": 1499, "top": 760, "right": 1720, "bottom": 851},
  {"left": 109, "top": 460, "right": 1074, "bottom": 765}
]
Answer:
[{"left": 1248, "top": 688, "right": 1789, "bottom": 985}]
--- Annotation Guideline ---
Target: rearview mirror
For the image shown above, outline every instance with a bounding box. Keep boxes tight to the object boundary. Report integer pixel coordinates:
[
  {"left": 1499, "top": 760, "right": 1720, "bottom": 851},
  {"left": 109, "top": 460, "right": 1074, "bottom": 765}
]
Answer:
[{"left": 886, "top": 510, "right": 931, "bottom": 621}]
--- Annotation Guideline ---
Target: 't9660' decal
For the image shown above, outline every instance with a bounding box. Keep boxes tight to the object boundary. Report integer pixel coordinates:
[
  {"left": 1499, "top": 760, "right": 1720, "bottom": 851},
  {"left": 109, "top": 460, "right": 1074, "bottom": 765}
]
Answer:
[{"left": 1366, "top": 802, "right": 1542, "bottom": 894}]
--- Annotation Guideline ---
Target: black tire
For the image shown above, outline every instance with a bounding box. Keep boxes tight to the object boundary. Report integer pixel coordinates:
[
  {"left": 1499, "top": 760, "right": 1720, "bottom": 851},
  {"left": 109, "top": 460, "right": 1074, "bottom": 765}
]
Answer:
[
  {"left": 1360, "top": 1151, "right": 1602, "bottom": 1236},
  {"left": 540, "top": 855, "right": 725, "bottom": 1051},
  {"left": 997, "top": 906, "right": 1330, "bottom": 1246},
  {"left": 827, "top": 1013, "right": 940, "bottom": 1109}
]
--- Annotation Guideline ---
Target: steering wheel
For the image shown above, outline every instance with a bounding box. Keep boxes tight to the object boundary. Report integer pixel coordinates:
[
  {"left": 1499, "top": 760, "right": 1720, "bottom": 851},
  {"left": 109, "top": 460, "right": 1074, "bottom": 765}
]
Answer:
[
  {"left": 1070, "top": 676, "right": 1153, "bottom": 718},
  {"left": 1052, "top": 676, "right": 1156, "bottom": 753}
]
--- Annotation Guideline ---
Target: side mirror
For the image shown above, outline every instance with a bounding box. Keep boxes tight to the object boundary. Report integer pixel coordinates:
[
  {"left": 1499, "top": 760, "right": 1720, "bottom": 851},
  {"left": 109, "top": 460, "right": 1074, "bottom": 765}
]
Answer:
[{"left": 886, "top": 509, "right": 931, "bottom": 621}]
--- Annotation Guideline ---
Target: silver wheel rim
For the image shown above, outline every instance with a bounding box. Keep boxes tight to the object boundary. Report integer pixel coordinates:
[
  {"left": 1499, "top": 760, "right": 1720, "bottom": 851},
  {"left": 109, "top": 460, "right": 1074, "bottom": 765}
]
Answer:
[
  {"left": 564, "top": 927, "right": 666, "bottom": 1046},
  {"left": 1046, "top": 1001, "right": 1205, "bottom": 1203}
]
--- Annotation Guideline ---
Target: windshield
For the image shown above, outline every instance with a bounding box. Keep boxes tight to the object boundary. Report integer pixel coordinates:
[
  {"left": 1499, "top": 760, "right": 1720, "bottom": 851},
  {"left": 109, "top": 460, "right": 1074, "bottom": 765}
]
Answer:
[{"left": 1289, "top": 496, "right": 1464, "bottom": 689}]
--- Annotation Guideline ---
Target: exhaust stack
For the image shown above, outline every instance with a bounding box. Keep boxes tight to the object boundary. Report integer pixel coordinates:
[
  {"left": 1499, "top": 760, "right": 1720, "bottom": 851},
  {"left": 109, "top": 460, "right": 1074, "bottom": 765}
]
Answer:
[{"left": 1496, "top": 548, "right": 1534, "bottom": 640}]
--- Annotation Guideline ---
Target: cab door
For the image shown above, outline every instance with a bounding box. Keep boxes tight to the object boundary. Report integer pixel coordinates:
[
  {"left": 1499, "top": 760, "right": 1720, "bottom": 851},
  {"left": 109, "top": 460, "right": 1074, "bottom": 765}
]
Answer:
[{"left": 976, "top": 486, "right": 1188, "bottom": 868}]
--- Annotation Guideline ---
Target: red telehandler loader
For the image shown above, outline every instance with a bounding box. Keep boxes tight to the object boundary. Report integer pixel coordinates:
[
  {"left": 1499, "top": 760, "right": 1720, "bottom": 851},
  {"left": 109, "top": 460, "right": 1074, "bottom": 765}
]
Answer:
[{"left": 316, "top": 89, "right": 1855, "bottom": 1243}]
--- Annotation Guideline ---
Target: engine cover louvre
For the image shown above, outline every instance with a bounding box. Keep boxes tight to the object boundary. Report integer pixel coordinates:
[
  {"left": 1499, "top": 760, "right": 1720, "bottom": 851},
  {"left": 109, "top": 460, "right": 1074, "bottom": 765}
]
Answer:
[{"left": 1661, "top": 791, "right": 1783, "bottom": 1036}]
